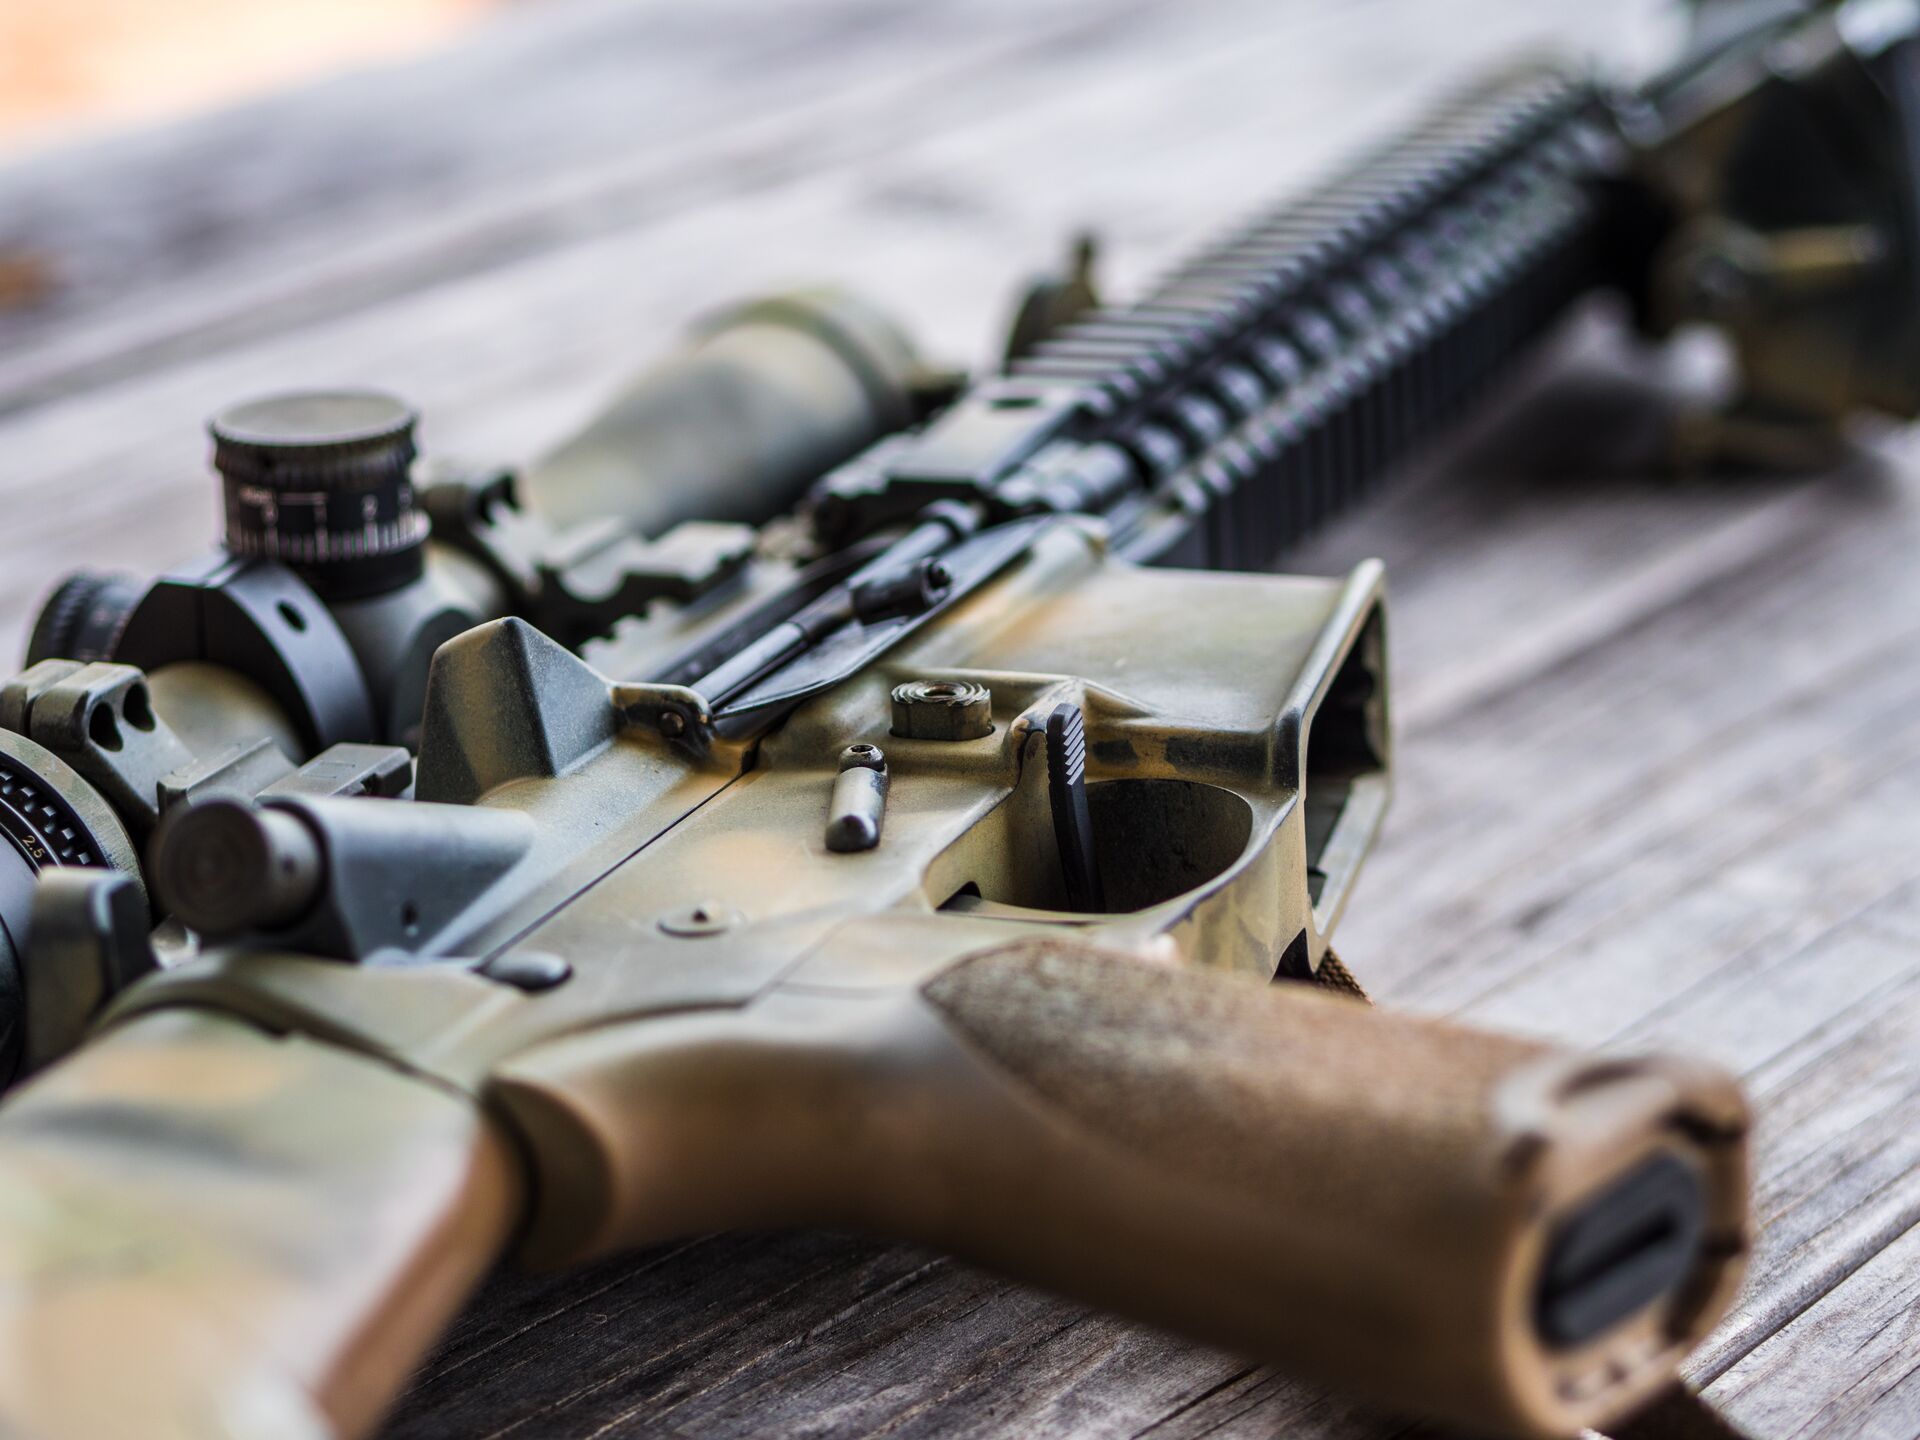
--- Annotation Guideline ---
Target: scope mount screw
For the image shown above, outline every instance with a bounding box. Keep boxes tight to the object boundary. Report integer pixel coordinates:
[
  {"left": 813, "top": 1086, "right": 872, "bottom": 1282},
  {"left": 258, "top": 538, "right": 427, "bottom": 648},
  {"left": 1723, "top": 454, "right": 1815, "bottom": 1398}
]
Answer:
[
  {"left": 659, "top": 901, "right": 742, "bottom": 937},
  {"left": 480, "top": 951, "right": 572, "bottom": 993},
  {"left": 890, "top": 679, "right": 993, "bottom": 741}
]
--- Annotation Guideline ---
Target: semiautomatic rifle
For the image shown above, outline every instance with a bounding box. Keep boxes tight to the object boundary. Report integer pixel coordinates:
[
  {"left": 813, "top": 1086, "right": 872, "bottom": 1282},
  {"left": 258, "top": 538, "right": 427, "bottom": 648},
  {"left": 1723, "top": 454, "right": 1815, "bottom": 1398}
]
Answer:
[{"left": 2, "top": 3, "right": 1917, "bottom": 1435}]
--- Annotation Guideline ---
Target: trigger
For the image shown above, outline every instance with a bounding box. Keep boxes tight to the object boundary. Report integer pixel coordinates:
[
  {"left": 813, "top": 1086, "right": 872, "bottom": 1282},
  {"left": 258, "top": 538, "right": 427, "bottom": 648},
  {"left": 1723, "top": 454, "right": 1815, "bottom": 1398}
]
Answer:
[{"left": 1045, "top": 703, "right": 1104, "bottom": 913}]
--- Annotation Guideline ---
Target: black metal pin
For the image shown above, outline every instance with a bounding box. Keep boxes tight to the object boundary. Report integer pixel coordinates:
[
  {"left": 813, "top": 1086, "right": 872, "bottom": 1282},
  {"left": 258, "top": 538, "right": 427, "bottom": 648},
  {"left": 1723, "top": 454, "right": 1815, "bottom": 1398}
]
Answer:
[
  {"left": 825, "top": 743, "right": 890, "bottom": 852},
  {"left": 1044, "top": 703, "right": 1105, "bottom": 912}
]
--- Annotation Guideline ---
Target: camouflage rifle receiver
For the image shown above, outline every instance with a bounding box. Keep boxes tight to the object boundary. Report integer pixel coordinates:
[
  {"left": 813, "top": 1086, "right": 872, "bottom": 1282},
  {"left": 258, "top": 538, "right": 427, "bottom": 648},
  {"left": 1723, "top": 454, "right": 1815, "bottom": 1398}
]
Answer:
[{"left": 2, "top": 2, "right": 1916, "bottom": 1436}]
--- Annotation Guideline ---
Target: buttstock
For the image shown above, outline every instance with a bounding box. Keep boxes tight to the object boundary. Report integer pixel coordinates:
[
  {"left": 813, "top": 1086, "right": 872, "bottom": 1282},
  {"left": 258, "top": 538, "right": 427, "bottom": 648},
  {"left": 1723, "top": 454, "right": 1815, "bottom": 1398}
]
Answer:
[{"left": 0, "top": 1010, "right": 518, "bottom": 1440}]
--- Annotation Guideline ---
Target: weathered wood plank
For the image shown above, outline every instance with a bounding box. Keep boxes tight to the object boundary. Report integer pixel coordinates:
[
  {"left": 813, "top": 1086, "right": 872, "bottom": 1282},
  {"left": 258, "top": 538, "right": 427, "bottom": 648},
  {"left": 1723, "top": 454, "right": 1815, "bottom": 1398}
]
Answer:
[
  {"left": 1687, "top": 933, "right": 1920, "bottom": 1390},
  {"left": 0, "top": 0, "right": 1675, "bottom": 414},
  {"left": 1705, "top": 1222, "right": 1920, "bottom": 1440},
  {"left": 1, "top": 0, "right": 1914, "bottom": 1435},
  {"left": 1301, "top": 370, "right": 1920, "bottom": 1011}
]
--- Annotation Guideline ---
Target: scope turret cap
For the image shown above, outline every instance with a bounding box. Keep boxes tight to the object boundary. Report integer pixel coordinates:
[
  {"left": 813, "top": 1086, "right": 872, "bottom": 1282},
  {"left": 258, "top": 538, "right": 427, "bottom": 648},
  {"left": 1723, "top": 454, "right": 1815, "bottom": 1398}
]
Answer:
[{"left": 210, "top": 389, "right": 428, "bottom": 600}]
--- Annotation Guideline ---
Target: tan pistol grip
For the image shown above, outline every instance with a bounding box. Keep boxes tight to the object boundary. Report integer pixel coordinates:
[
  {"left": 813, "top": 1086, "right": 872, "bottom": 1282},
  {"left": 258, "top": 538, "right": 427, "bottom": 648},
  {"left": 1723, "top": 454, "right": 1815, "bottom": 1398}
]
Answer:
[
  {"left": 0, "top": 1009, "right": 519, "bottom": 1440},
  {"left": 918, "top": 943, "right": 1750, "bottom": 1436},
  {"left": 495, "top": 939, "right": 1750, "bottom": 1440}
]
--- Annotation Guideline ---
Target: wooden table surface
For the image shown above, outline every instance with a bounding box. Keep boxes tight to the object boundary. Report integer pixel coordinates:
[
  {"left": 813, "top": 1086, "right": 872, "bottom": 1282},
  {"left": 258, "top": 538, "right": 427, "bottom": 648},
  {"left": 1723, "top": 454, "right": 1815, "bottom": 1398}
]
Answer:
[{"left": 3, "top": 2, "right": 1916, "bottom": 1437}]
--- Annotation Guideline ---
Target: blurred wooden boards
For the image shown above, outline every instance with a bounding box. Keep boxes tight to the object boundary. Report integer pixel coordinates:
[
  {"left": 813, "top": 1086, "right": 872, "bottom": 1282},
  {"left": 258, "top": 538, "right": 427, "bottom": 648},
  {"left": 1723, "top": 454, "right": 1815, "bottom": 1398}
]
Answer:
[
  {"left": 0, "top": 0, "right": 1674, "bottom": 621},
  {"left": 1, "top": 0, "right": 1914, "bottom": 1436},
  {"left": 0, "top": 0, "right": 483, "bottom": 152}
]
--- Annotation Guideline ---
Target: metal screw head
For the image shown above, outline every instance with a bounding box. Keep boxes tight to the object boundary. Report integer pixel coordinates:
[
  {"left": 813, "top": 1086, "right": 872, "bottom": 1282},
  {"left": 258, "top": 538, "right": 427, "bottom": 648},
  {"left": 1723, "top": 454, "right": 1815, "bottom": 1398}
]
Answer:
[
  {"left": 481, "top": 951, "right": 573, "bottom": 993},
  {"left": 840, "top": 743, "right": 886, "bottom": 772},
  {"left": 889, "top": 679, "right": 993, "bottom": 741},
  {"left": 658, "top": 901, "right": 743, "bottom": 937},
  {"left": 658, "top": 711, "right": 687, "bottom": 739}
]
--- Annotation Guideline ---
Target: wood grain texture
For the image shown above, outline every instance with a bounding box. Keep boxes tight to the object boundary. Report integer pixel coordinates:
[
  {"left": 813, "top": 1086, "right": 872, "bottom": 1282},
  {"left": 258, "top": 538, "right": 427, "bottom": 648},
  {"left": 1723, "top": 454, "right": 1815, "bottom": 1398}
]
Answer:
[{"left": 0, "top": 1, "right": 1912, "bottom": 1437}]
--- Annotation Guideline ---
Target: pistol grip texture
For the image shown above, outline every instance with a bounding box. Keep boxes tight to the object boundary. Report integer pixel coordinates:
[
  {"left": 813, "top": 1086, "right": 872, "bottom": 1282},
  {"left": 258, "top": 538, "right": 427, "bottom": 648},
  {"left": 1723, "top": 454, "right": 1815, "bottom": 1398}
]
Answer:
[
  {"left": 494, "top": 940, "right": 1748, "bottom": 1440},
  {"left": 917, "top": 943, "right": 1750, "bottom": 1437},
  {"left": 0, "top": 1010, "right": 518, "bottom": 1440}
]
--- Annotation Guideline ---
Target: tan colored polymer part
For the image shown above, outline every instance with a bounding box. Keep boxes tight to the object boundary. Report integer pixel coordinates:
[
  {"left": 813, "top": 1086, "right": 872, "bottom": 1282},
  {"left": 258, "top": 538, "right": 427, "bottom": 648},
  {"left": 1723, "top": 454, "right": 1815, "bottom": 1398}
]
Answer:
[
  {"left": 0, "top": 1009, "right": 518, "bottom": 1440},
  {"left": 491, "top": 939, "right": 1750, "bottom": 1439}
]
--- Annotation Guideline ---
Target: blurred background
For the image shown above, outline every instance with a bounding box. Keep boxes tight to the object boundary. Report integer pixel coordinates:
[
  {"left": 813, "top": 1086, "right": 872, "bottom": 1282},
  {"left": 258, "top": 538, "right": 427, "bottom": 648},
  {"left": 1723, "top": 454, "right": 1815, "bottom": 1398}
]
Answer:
[
  {"left": 0, "top": 0, "right": 488, "bottom": 152},
  {"left": 0, "top": 0, "right": 1677, "bottom": 647}
]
